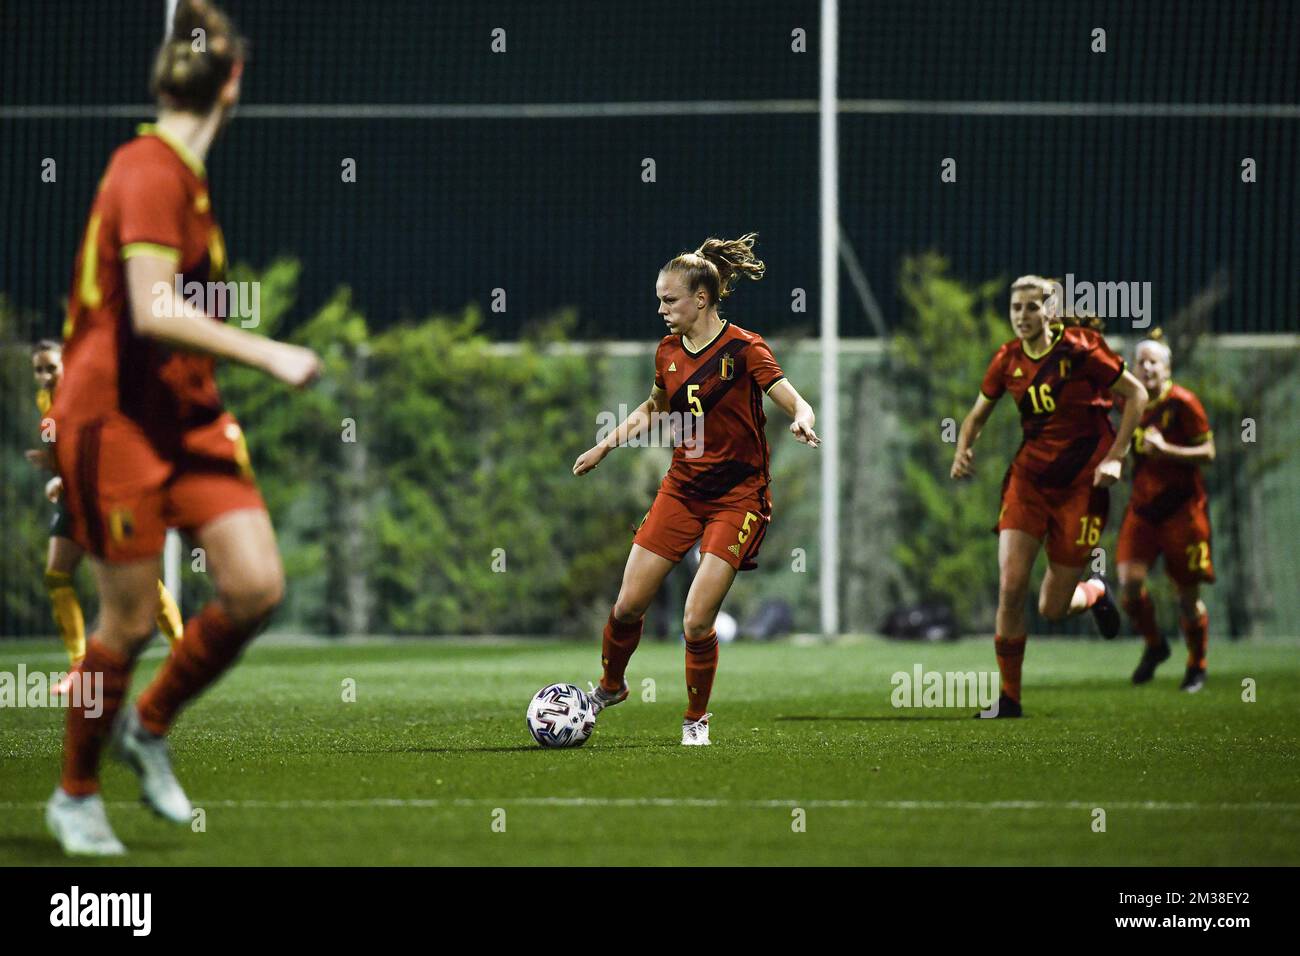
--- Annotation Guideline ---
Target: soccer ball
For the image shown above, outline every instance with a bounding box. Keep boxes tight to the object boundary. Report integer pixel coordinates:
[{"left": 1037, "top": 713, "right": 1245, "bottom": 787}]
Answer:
[{"left": 526, "top": 683, "right": 596, "bottom": 748}]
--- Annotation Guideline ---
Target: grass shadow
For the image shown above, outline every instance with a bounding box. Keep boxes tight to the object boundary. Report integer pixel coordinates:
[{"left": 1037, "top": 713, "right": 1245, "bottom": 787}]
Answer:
[{"left": 775, "top": 714, "right": 975, "bottom": 722}]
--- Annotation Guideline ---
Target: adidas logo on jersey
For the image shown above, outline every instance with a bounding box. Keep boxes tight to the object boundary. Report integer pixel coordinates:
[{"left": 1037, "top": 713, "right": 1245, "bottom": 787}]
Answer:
[
  {"left": 1013, "top": 368, "right": 1024, "bottom": 377},
  {"left": 728, "top": 544, "right": 741, "bottom": 556},
  {"left": 668, "top": 362, "right": 677, "bottom": 372}
]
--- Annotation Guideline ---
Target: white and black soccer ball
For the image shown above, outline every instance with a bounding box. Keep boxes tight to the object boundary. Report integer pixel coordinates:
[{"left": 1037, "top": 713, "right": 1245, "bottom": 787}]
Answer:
[{"left": 526, "top": 683, "right": 596, "bottom": 748}]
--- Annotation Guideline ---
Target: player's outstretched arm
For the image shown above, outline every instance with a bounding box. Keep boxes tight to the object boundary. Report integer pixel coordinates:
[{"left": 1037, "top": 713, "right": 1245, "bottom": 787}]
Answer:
[
  {"left": 126, "top": 255, "right": 322, "bottom": 388},
  {"left": 767, "top": 380, "right": 819, "bottom": 447},
  {"left": 1095, "top": 370, "right": 1149, "bottom": 486},
  {"left": 572, "top": 385, "right": 669, "bottom": 475},
  {"left": 951, "top": 393, "right": 995, "bottom": 479}
]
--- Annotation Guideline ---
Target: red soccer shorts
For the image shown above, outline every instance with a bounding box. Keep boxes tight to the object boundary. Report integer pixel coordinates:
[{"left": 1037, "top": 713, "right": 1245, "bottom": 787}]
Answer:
[
  {"left": 997, "top": 468, "right": 1110, "bottom": 567},
  {"left": 633, "top": 489, "right": 770, "bottom": 571},
  {"left": 55, "top": 410, "right": 266, "bottom": 563},
  {"left": 1116, "top": 504, "right": 1215, "bottom": 586}
]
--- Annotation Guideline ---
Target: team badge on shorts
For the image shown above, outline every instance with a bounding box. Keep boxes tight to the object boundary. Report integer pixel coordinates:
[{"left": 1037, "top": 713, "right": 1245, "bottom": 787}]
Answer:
[
  {"left": 108, "top": 507, "right": 135, "bottom": 544},
  {"left": 719, "top": 355, "right": 735, "bottom": 381}
]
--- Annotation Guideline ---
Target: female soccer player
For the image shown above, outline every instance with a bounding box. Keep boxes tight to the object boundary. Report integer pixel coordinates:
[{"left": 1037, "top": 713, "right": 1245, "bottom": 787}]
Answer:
[
  {"left": 950, "top": 276, "right": 1148, "bottom": 718},
  {"left": 1116, "top": 331, "right": 1216, "bottom": 691},
  {"left": 45, "top": 0, "right": 321, "bottom": 856},
  {"left": 28, "top": 340, "right": 185, "bottom": 695},
  {"left": 572, "top": 234, "right": 818, "bottom": 745}
]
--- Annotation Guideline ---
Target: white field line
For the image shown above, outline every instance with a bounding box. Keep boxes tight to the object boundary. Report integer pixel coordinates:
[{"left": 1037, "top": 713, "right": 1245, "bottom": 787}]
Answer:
[{"left": 2, "top": 797, "right": 1297, "bottom": 812}]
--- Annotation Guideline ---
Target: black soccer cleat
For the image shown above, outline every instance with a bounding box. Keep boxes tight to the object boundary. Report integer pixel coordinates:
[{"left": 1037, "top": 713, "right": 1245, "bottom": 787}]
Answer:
[
  {"left": 1088, "top": 575, "right": 1121, "bottom": 640},
  {"left": 1179, "top": 666, "right": 1206, "bottom": 693},
  {"left": 974, "top": 693, "right": 1023, "bottom": 719},
  {"left": 1131, "top": 640, "right": 1171, "bottom": 685}
]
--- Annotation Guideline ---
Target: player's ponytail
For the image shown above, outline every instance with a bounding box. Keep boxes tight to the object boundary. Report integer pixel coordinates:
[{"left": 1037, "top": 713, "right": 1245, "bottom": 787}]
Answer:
[
  {"left": 664, "top": 233, "right": 766, "bottom": 305},
  {"left": 150, "top": 0, "right": 247, "bottom": 114},
  {"left": 1136, "top": 327, "right": 1172, "bottom": 367}
]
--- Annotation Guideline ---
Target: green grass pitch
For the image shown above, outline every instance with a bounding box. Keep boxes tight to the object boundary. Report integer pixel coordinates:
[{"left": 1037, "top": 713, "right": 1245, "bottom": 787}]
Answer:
[{"left": 2, "top": 635, "right": 1298, "bottom": 866}]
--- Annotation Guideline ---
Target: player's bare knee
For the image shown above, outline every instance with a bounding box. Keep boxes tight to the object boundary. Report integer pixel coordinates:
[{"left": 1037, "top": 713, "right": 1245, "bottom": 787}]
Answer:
[
  {"left": 220, "top": 569, "right": 284, "bottom": 626},
  {"left": 103, "top": 604, "right": 160, "bottom": 650},
  {"left": 999, "top": 577, "right": 1029, "bottom": 608},
  {"left": 1038, "top": 594, "right": 1070, "bottom": 620},
  {"left": 1176, "top": 590, "right": 1201, "bottom": 617},
  {"left": 682, "top": 612, "right": 715, "bottom": 642},
  {"left": 612, "top": 594, "right": 648, "bottom": 623}
]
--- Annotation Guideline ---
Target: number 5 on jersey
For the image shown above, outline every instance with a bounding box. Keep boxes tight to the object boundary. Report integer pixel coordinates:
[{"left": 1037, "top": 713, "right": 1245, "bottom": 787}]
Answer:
[{"left": 687, "top": 384, "right": 703, "bottom": 417}]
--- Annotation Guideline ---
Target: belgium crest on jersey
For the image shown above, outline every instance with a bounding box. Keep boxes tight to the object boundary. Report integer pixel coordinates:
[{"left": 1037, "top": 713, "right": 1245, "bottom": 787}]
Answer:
[{"left": 719, "top": 355, "right": 735, "bottom": 381}]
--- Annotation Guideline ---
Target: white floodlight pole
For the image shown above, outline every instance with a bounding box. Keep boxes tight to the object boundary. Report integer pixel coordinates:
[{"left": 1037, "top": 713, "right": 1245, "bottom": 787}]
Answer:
[
  {"left": 818, "top": 0, "right": 840, "bottom": 638},
  {"left": 162, "top": 0, "right": 183, "bottom": 615}
]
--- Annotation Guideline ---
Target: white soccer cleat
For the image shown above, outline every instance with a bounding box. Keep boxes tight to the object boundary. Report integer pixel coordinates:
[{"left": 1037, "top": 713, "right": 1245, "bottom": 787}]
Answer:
[
  {"left": 587, "top": 680, "right": 628, "bottom": 715},
  {"left": 681, "top": 713, "right": 712, "bottom": 746},
  {"left": 111, "top": 706, "right": 192, "bottom": 825},
  {"left": 45, "top": 788, "right": 126, "bottom": 856}
]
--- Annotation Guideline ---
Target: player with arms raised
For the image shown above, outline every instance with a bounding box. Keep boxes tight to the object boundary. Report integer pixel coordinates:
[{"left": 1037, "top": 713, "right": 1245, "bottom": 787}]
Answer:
[
  {"left": 573, "top": 234, "right": 818, "bottom": 745},
  {"left": 45, "top": 0, "right": 321, "bottom": 856},
  {"left": 951, "top": 276, "right": 1148, "bottom": 718},
  {"left": 1117, "top": 330, "right": 1216, "bottom": 691}
]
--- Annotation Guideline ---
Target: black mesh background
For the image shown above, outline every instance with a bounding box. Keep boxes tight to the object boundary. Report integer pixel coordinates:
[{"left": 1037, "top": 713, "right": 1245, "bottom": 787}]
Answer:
[{"left": 1, "top": 0, "right": 1295, "bottom": 338}]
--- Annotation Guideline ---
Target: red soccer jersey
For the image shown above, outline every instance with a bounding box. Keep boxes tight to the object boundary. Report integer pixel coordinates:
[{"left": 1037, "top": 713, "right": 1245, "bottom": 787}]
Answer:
[
  {"left": 980, "top": 325, "right": 1126, "bottom": 488},
  {"left": 1128, "top": 381, "right": 1212, "bottom": 521},
  {"left": 52, "top": 124, "right": 230, "bottom": 448},
  {"left": 654, "top": 321, "right": 786, "bottom": 507}
]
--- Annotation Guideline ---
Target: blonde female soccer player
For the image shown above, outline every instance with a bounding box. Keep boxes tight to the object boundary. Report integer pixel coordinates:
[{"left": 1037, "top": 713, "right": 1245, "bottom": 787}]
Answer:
[
  {"left": 46, "top": 0, "right": 321, "bottom": 856},
  {"left": 951, "top": 276, "right": 1148, "bottom": 718},
  {"left": 573, "top": 234, "right": 819, "bottom": 745},
  {"left": 1117, "top": 330, "right": 1216, "bottom": 691}
]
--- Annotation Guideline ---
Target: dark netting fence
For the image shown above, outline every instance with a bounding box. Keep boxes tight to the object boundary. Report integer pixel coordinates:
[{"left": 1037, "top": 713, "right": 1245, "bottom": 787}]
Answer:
[
  {"left": 2, "top": 0, "right": 1296, "bottom": 341},
  {"left": 1, "top": 1, "right": 1296, "bottom": 638}
]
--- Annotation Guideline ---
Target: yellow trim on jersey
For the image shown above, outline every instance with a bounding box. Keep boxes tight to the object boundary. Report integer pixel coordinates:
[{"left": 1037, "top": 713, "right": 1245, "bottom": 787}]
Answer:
[
  {"left": 35, "top": 387, "right": 52, "bottom": 416},
  {"left": 1021, "top": 325, "right": 1064, "bottom": 361},
  {"left": 682, "top": 319, "right": 729, "bottom": 357},
  {"left": 1148, "top": 378, "right": 1175, "bottom": 407},
  {"left": 137, "top": 123, "right": 207, "bottom": 179},
  {"left": 764, "top": 376, "right": 788, "bottom": 395},
  {"left": 1106, "top": 360, "right": 1127, "bottom": 388},
  {"left": 78, "top": 213, "right": 103, "bottom": 309},
  {"left": 122, "top": 242, "right": 182, "bottom": 264}
]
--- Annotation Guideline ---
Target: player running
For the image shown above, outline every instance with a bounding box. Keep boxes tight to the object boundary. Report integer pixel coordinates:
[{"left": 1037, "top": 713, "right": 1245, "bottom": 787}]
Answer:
[
  {"left": 951, "top": 275, "right": 1148, "bottom": 718},
  {"left": 1117, "top": 330, "right": 1216, "bottom": 691},
  {"left": 572, "top": 234, "right": 819, "bottom": 745},
  {"left": 27, "top": 340, "right": 185, "bottom": 696},
  {"left": 45, "top": 0, "right": 321, "bottom": 856}
]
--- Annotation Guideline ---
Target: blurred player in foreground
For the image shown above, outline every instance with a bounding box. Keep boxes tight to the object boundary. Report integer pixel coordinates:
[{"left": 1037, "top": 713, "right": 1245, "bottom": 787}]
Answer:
[
  {"left": 45, "top": 0, "right": 321, "bottom": 856},
  {"left": 1117, "top": 330, "right": 1216, "bottom": 691},
  {"left": 951, "top": 276, "right": 1148, "bottom": 718},
  {"left": 27, "top": 340, "right": 185, "bottom": 695},
  {"left": 573, "top": 234, "right": 819, "bottom": 745}
]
